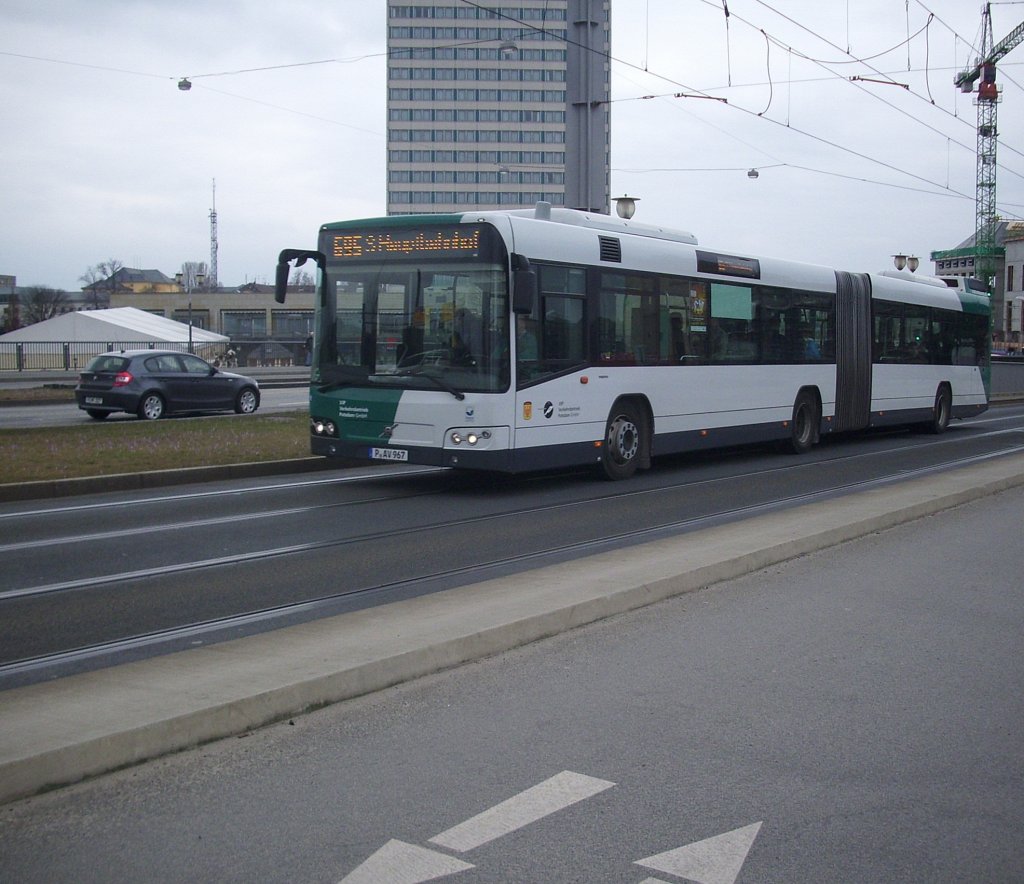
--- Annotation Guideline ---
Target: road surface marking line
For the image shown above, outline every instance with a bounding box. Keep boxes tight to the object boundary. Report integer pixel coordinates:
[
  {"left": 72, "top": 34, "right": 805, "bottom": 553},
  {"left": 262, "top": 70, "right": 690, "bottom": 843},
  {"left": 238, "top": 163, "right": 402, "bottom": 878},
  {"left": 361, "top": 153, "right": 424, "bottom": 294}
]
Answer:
[
  {"left": 338, "top": 839, "right": 473, "bottom": 884},
  {"left": 428, "top": 770, "right": 615, "bottom": 853},
  {"left": 635, "top": 821, "right": 763, "bottom": 884}
]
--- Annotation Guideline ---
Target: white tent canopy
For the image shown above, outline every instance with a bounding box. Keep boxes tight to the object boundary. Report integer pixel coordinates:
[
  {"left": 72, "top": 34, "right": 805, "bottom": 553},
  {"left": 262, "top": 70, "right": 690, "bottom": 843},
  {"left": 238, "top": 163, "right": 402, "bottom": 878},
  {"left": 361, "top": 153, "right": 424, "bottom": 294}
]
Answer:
[{"left": 0, "top": 307, "right": 228, "bottom": 344}]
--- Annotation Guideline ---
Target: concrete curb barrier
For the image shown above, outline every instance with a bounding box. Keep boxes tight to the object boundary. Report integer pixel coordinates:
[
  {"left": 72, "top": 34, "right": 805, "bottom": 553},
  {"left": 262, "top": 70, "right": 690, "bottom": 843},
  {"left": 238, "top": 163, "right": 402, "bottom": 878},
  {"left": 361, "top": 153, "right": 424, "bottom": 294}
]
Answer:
[
  {"left": 0, "top": 457, "right": 349, "bottom": 503},
  {"left": 2, "top": 452, "right": 1024, "bottom": 805}
]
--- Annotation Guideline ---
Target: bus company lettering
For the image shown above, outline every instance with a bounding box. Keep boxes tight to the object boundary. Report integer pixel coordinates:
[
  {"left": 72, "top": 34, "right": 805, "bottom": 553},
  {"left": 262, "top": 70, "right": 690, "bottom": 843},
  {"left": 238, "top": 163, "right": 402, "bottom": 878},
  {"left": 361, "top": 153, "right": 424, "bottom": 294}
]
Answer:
[
  {"left": 338, "top": 401, "right": 369, "bottom": 420},
  {"left": 333, "top": 229, "right": 481, "bottom": 259},
  {"left": 541, "top": 401, "right": 581, "bottom": 420}
]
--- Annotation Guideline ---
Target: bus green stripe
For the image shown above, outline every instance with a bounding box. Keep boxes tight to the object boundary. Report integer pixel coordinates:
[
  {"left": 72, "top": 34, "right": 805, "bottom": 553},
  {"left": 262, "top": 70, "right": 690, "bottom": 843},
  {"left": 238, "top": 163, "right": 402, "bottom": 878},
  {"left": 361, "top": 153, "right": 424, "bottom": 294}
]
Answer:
[{"left": 310, "top": 387, "right": 404, "bottom": 444}]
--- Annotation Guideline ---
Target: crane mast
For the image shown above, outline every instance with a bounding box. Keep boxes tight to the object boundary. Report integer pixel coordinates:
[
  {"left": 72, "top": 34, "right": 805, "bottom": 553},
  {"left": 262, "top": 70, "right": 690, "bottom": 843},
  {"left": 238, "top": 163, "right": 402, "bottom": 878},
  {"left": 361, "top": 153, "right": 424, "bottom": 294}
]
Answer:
[{"left": 954, "top": 4, "right": 1024, "bottom": 289}]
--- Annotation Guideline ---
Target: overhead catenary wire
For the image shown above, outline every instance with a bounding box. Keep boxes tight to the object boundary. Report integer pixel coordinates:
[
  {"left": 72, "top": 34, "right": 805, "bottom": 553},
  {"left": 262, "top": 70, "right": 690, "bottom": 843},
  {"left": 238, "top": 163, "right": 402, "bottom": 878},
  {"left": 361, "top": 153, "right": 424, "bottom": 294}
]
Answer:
[
  {"left": 458, "top": 0, "right": 1022, "bottom": 199},
  {"left": 696, "top": 0, "right": 1024, "bottom": 180},
  {"left": 6, "top": 2, "right": 1021, "bottom": 213}
]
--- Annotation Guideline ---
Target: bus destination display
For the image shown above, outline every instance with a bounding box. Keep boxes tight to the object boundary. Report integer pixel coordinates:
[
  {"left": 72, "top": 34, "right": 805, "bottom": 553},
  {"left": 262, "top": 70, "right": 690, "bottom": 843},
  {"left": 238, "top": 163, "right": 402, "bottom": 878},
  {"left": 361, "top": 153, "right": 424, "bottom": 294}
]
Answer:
[{"left": 332, "top": 228, "right": 482, "bottom": 261}]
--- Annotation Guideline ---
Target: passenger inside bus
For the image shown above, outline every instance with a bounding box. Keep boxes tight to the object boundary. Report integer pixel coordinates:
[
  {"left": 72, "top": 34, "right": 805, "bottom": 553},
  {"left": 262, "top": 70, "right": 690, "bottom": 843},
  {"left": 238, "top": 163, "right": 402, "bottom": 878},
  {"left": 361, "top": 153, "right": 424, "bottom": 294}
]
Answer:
[
  {"left": 764, "top": 314, "right": 787, "bottom": 362},
  {"left": 799, "top": 322, "right": 821, "bottom": 360},
  {"left": 517, "top": 315, "right": 538, "bottom": 361},
  {"left": 670, "top": 313, "right": 687, "bottom": 361}
]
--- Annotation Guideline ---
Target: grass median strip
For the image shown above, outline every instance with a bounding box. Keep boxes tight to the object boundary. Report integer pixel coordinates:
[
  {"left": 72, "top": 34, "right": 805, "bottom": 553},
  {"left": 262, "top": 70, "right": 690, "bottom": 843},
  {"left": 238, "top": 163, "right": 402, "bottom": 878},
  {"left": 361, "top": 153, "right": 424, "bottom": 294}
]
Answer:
[{"left": 1, "top": 411, "right": 311, "bottom": 483}]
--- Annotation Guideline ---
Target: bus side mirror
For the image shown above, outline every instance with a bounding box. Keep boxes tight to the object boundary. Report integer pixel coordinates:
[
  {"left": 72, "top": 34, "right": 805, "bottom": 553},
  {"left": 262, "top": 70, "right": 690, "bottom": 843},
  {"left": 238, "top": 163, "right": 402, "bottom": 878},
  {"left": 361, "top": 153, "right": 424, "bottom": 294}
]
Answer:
[
  {"left": 274, "top": 259, "right": 290, "bottom": 304},
  {"left": 512, "top": 269, "right": 537, "bottom": 314},
  {"left": 275, "top": 248, "right": 326, "bottom": 304},
  {"left": 511, "top": 252, "right": 537, "bottom": 314}
]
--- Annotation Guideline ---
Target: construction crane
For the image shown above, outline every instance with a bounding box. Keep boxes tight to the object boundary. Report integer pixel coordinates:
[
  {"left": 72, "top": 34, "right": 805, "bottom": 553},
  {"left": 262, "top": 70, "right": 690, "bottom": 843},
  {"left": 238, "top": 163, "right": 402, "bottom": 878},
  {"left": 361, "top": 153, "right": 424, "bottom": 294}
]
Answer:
[{"left": 954, "top": 4, "right": 1024, "bottom": 289}]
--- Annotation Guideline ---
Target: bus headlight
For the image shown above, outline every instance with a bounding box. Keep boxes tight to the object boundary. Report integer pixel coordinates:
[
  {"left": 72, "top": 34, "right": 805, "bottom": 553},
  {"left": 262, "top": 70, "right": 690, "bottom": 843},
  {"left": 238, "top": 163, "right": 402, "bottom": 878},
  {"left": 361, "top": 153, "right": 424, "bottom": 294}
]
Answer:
[
  {"left": 449, "top": 430, "right": 492, "bottom": 446},
  {"left": 311, "top": 417, "right": 338, "bottom": 437}
]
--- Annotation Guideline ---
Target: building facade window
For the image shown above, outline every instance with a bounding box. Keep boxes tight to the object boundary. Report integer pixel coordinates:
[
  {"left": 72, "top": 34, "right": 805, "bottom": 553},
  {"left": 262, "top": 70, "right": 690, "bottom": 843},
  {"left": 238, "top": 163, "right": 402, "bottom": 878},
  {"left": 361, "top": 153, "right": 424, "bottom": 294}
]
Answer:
[
  {"left": 222, "top": 311, "right": 267, "bottom": 339},
  {"left": 386, "top": 0, "right": 608, "bottom": 215}
]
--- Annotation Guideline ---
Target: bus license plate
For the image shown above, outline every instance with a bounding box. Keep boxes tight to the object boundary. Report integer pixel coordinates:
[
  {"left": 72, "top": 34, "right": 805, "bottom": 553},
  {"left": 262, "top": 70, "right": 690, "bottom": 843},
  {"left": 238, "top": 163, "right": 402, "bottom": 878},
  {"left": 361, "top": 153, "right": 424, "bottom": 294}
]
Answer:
[{"left": 370, "top": 447, "right": 408, "bottom": 462}]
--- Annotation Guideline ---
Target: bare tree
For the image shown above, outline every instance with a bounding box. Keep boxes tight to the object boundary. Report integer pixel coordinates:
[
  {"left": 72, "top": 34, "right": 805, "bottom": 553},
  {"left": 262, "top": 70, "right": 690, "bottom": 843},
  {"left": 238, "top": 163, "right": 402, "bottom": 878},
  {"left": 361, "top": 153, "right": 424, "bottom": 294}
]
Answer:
[
  {"left": 290, "top": 269, "right": 314, "bottom": 288},
  {"left": 2, "top": 291, "right": 21, "bottom": 333},
  {"left": 79, "top": 258, "right": 124, "bottom": 307},
  {"left": 24, "top": 287, "right": 69, "bottom": 324}
]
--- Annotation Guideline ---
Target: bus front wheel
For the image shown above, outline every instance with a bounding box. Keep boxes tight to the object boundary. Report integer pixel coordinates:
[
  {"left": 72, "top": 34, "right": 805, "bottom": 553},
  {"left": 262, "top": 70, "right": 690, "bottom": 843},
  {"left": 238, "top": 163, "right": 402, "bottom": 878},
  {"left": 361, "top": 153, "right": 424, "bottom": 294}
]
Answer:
[{"left": 601, "top": 401, "right": 645, "bottom": 480}]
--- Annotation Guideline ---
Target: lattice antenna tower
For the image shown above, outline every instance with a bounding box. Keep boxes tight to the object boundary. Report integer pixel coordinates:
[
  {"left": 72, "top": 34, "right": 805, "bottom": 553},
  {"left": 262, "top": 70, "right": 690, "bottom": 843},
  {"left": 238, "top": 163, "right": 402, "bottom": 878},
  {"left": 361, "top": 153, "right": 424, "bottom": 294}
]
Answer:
[{"left": 209, "top": 179, "right": 219, "bottom": 288}]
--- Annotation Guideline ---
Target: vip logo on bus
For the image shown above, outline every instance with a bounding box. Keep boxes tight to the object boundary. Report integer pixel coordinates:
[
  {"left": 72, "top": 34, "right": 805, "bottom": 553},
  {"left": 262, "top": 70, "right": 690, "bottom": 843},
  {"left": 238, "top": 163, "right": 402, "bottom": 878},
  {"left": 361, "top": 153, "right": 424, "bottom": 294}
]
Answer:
[{"left": 544, "top": 401, "right": 554, "bottom": 419}]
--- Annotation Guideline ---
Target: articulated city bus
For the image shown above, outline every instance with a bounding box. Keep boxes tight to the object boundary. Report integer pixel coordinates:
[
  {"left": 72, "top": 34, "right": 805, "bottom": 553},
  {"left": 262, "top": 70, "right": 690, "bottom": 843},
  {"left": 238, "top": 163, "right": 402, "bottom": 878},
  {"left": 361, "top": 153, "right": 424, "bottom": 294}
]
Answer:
[{"left": 275, "top": 203, "right": 989, "bottom": 480}]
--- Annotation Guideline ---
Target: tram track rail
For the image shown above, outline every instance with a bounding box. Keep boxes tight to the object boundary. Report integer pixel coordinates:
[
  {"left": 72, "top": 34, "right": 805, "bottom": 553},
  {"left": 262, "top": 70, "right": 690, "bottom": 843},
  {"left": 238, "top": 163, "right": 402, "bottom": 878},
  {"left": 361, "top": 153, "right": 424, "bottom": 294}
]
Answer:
[
  {"left": 3, "top": 413, "right": 1023, "bottom": 687},
  {"left": 5, "top": 421, "right": 1023, "bottom": 603}
]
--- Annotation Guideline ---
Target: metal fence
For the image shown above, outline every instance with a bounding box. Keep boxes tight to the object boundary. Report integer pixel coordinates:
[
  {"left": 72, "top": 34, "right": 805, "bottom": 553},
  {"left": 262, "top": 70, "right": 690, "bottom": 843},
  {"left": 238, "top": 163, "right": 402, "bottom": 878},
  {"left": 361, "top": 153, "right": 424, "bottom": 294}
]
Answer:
[{"left": 0, "top": 340, "right": 310, "bottom": 372}]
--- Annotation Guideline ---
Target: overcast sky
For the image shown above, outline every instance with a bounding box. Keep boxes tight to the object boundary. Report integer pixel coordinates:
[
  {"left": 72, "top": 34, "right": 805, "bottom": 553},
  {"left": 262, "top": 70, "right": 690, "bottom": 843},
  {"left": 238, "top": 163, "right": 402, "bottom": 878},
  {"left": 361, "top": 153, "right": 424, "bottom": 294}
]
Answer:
[{"left": 2, "top": 0, "right": 1023, "bottom": 291}]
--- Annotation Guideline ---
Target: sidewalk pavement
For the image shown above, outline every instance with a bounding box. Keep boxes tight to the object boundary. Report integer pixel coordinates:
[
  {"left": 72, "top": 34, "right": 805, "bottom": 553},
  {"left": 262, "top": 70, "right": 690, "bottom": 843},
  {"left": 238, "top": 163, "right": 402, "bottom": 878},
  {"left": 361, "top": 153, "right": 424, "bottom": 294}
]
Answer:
[{"left": 3, "top": 451, "right": 1024, "bottom": 806}]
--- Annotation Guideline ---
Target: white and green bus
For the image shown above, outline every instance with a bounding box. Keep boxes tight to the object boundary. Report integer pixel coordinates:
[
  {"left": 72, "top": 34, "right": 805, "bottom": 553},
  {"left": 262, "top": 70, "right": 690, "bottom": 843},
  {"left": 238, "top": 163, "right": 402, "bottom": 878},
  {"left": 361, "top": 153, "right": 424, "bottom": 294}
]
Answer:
[{"left": 275, "top": 204, "right": 990, "bottom": 480}]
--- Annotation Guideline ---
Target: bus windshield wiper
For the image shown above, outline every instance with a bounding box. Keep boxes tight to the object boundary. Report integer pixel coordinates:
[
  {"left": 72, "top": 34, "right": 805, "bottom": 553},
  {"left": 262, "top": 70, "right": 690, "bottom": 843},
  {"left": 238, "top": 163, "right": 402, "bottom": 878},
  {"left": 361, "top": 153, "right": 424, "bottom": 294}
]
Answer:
[{"left": 387, "top": 368, "right": 466, "bottom": 401}]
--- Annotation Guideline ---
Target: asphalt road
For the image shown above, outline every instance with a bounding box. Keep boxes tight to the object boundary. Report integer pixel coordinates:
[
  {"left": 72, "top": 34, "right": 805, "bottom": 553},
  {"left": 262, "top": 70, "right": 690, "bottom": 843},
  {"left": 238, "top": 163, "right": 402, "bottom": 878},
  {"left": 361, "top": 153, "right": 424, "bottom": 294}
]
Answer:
[
  {"left": 2, "top": 477, "right": 1020, "bottom": 883},
  {"left": 3, "top": 404, "right": 1024, "bottom": 687}
]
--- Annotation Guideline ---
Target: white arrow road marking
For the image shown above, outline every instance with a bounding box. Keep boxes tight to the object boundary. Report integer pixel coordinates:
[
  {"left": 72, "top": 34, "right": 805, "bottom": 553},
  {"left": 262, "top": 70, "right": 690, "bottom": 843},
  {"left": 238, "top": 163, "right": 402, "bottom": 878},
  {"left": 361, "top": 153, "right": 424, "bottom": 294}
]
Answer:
[
  {"left": 429, "top": 770, "right": 616, "bottom": 853},
  {"left": 635, "top": 821, "right": 763, "bottom": 884},
  {"left": 338, "top": 839, "right": 474, "bottom": 884}
]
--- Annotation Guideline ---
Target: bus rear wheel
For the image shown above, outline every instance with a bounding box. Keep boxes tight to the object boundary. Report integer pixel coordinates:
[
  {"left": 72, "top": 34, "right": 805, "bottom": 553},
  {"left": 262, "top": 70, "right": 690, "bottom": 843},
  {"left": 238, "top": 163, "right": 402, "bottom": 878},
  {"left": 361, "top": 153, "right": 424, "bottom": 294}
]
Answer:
[
  {"left": 787, "top": 392, "right": 819, "bottom": 455},
  {"left": 601, "top": 401, "right": 645, "bottom": 480},
  {"left": 927, "top": 385, "right": 952, "bottom": 434}
]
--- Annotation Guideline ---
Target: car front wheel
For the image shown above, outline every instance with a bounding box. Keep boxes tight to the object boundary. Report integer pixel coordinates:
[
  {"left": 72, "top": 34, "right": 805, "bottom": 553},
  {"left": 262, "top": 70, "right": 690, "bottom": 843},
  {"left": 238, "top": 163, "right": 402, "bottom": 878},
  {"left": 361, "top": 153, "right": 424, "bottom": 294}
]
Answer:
[{"left": 235, "top": 387, "right": 259, "bottom": 414}]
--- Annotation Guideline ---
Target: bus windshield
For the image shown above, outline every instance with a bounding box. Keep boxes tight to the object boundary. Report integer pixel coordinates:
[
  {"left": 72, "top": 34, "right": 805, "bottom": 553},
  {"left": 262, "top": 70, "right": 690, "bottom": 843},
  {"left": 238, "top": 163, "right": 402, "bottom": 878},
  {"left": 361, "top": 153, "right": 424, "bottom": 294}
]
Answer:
[{"left": 314, "top": 261, "right": 511, "bottom": 395}]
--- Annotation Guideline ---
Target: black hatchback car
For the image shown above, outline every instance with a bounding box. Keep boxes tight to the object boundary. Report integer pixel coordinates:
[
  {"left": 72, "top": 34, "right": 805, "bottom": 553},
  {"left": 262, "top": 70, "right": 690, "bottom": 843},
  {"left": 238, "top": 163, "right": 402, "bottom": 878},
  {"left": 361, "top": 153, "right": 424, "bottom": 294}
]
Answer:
[{"left": 75, "top": 350, "right": 260, "bottom": 420}]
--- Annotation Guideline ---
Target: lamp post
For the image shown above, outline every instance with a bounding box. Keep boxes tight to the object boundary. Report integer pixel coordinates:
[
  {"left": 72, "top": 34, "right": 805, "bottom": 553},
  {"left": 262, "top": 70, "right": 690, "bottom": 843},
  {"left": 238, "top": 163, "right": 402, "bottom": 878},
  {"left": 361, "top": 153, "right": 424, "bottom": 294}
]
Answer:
[
  {"left": 893, "top": 254, "right": 920, "bottom": 272},
  {"left": 613, "top": 195, "right": 638, "bottom": 220},
  {"left": 176, "top": 269, "right": 206, "bottom": 354}
]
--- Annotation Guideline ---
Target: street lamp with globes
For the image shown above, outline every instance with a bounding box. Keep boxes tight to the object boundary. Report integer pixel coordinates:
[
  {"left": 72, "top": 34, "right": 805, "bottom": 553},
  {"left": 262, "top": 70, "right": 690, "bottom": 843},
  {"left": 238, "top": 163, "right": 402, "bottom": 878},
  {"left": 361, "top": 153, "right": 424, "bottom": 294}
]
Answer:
[{"left": 613, "top": 195, "right": 638, "bottom": 219}]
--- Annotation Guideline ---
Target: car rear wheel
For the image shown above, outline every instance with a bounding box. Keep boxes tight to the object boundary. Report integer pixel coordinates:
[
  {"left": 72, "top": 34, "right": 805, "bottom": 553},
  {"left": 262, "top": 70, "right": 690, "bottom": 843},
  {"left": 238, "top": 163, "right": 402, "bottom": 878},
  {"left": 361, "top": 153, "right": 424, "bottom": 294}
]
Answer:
[
  {"left": 138, "top": 392, "right": 165, "bottom": 420},
  {"left": 234, "top": 387, "right": 259, "bottom": 414}
]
